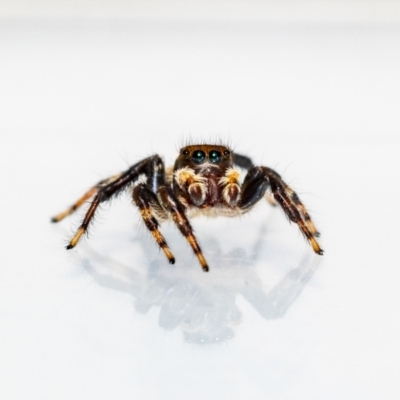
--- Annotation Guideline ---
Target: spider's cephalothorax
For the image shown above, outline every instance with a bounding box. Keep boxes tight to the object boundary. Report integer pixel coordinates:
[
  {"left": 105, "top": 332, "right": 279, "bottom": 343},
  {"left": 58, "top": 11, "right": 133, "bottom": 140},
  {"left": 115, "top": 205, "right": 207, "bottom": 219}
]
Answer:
[
  {"left": 173, "top": 145, "right": 240, "bottom": 211},
  {"left": 51, "top": 144, "right": 323, "bottom": 272}
]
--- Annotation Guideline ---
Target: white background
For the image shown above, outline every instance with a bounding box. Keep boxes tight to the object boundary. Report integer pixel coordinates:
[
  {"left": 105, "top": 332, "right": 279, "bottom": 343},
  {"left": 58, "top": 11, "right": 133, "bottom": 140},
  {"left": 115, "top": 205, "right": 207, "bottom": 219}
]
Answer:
[{"left": 1, "top": 2, "right": 400, "bottom": 399}]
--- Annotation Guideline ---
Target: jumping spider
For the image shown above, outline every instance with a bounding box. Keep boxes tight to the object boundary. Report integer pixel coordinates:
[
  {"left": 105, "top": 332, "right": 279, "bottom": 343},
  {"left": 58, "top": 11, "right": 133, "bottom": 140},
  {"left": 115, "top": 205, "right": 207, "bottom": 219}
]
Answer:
[{"left": 51, "top": 144, "right": 323, "bottom": 271}]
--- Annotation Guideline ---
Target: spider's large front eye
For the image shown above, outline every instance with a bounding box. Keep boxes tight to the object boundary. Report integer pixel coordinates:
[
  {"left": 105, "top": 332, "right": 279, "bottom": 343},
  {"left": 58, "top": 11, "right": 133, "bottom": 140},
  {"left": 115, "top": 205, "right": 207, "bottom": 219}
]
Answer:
[
  {"left": 192, "top": 150, "right": 206, "bottom": 164},
  {"left": 209, "top": 150, "right": 222, "bottom": 164}
]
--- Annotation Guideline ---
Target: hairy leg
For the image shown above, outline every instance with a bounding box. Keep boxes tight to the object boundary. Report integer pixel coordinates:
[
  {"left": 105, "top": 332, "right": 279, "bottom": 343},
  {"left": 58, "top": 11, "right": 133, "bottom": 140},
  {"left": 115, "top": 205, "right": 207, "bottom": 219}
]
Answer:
[
  {"left": 52, "top": 155, "right": 165, "bottom": 249},
  {"left": 239, "top": 166, "right": 323, "bottom": 255},
  {"left": 232, "top": 152, "right": 254, "bottom": 170},
  {"left": 133, "top": 183, "right": 175, "bottom": 264},
  {"left": 158, "top": 186, "right": 209, "bottom": 272}
]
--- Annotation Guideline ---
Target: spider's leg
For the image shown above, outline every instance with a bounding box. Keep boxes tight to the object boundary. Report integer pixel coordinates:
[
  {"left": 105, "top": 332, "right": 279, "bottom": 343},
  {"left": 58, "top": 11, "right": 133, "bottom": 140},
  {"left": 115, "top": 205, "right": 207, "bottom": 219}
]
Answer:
[
  {"left": 238, "top": 166, "right": 270, "bottom": 211},
  {"left": 239, "top": 166, "right": 323, "bottom": 255},
  {"left": 51, "top": 174, "right": 121, "bottom": 223},
  {"left": 55, "top": 155, "right": 163, "bottom": 249},
  {"left": 133, "top": 183, "right": 175, "bottom": 264},
  {"left": 158, "top": 186, "right": 209, "bottom": 272},
  {"left": 232, "top": 152, "right": 254, "bottom": 170},
  {"left": 263, "top": 167, "right": 320, "bottom": 238},
  {"left": 233, "top": 152, "right": 277, "bottom": 206}
]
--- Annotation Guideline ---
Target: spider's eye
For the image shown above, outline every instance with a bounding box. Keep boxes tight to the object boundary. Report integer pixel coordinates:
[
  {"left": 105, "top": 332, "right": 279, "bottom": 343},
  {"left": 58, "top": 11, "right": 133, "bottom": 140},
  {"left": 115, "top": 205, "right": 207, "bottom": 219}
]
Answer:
[
  {"left": 182, "top": 149, "right": 190, "bottom": 157},
  {"left": 209, "top": 150, "right": 222, "bottom": 163},
  {"left": 223, "top": 150, "right": 230, "bottom": 157},
  {"left": 192, "top": 150, "right": 206, "bottom": 164}
]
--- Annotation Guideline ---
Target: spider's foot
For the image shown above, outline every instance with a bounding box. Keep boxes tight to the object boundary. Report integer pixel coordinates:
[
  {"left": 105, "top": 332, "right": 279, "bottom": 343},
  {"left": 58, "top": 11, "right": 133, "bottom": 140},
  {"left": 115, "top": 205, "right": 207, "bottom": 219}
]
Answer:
[
  {"left": 197, "top": 253, "right": 209, "bottom": 272},
  {"left": 51, "top": 215, "right": 64, "bottom": 223},
  {"left": 160, "top": 243, "right": 175, "bottom": 265},
  {"left": 310, "top": 237, "right": 324, "bottom": 256},
  {"left": 66, "top": 228, "right": 85, "bottom": 250},
  {"left": 51, "top": 208, "right": 76, "bottom": 223}
]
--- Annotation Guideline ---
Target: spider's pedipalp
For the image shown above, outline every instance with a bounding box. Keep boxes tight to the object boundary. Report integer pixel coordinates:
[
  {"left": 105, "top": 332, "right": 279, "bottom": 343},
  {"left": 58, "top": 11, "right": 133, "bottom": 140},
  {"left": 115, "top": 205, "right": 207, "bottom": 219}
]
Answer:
[
  {"left": 174, "top": 167, "right": 208, "bottom": 207},
  {"left": 219, "top": 168, "right": 241, "bottom": 207}
]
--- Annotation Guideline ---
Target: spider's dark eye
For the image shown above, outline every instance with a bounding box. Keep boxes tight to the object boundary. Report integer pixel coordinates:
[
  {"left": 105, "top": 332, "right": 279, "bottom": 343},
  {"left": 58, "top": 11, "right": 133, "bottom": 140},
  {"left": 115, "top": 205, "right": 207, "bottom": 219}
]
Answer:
[
  {"left": 192, "top": 150, "right": 206, "bottom": 164},
  {"left": 209, "top": 150, "right": 222, "bottom": 164},
  {"left": 223, "top": 150, "right": 230, "bottom": 157},
  {"left": 182, "top": 149, "right": 190, "bottom": 157}
]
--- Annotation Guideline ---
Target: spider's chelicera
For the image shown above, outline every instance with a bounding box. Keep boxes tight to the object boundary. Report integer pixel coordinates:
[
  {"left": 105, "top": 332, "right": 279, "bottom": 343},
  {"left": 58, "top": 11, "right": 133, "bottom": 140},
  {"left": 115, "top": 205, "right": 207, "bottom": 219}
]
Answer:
[{"left": 52, "top": 144, "right": 323, "bottom": 271}]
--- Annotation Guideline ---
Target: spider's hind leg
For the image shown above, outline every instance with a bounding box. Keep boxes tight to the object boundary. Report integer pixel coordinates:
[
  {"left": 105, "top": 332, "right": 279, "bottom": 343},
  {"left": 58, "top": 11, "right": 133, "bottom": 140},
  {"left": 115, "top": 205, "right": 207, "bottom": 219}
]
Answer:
[{"left": 133, "top": 183, "right": 175, "bottom": 264}]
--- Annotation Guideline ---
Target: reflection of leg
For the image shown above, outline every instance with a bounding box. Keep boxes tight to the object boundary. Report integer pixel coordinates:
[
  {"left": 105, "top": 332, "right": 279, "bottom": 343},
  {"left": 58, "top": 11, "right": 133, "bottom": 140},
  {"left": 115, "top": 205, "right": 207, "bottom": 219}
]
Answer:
[
  {"left": 77, "top": 246, "right": 146, "bottom": 298},
  {"left": 240, "top": 255, "right": 319, "bottom": 319}
]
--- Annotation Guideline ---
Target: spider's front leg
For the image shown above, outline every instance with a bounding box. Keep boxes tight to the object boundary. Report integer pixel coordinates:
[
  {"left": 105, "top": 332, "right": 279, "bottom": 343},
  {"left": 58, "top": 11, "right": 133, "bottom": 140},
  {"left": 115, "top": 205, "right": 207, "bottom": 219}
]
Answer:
[
  {"left": 132, "top": 183, "right": 175, "bottom": 265},
  {"left": 239, "top": 166, "right": 323, "bottom": 255},
  {"left": 51, "top": 155, "right": 164, "bottom": 249},
  {"left": 157, "top": 186, "right": 209, "bottom": 272}
]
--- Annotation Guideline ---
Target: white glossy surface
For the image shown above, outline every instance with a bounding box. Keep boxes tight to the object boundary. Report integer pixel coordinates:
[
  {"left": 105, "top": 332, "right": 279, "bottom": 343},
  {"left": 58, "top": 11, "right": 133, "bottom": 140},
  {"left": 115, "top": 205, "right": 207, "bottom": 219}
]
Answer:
[{"left": 1, "top": 13, "right": 400, "bottom": 400}]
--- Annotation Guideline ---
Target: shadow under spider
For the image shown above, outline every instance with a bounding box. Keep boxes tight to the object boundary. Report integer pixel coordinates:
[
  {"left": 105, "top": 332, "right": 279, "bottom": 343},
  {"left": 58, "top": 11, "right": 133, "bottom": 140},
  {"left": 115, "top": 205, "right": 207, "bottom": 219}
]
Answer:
[{"left": 75, "top": 223, "right": 322, "bottom": 345}]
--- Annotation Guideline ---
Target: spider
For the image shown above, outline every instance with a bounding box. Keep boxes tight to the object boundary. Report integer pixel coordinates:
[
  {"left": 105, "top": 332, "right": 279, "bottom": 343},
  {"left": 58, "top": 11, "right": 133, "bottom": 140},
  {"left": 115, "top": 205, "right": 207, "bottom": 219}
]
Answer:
[{"left": 51, "top": 144, "right": 323, "bottom": 272}]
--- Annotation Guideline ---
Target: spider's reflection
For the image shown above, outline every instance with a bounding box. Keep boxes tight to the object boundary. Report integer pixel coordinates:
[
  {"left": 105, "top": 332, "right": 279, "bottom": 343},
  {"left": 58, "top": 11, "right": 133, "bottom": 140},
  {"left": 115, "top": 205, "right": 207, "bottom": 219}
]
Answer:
[{"left": 76, "top": 224, "right": 320, "bottom": 345}]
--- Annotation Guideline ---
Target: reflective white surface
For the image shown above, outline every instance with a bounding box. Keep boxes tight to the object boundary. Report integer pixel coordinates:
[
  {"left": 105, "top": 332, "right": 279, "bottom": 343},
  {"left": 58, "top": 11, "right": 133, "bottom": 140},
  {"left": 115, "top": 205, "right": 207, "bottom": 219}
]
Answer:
[{"left": 1, "top": 11, "right": 400, "bottom": 400}]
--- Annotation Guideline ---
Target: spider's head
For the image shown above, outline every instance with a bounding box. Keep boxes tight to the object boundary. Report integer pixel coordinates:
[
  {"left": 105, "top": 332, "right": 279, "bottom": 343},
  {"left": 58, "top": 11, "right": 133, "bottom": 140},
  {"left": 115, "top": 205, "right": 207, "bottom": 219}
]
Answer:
[
  {"left": 174, "top": 145, "right": 233, "bottom": 175},
  {"left": 174, "top": 144, "right": 239, "bottom": 208}
]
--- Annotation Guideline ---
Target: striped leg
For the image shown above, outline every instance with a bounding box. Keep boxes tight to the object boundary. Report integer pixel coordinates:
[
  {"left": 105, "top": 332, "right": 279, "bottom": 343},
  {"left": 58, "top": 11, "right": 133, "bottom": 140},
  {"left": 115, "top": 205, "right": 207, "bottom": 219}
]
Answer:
[
  {"left": 240, "top": 166, "right": 323, "bottom": 255},
  {"left": 52, "top": 155, "right": 164, "bottom": 250},
  {"left": 261, "top": 166, "right": 323, "bottom": 255},
  {"left": 133, "top": 183, "right": 175, "bottom": 264},
  {"left": 64, "top": 172, "right": 130, "bottom": 250},
  {"left": 51, "top": 175, "right": 121, "bottom": 223},
  {"left": 158, "top": 186, "right": 209, "bottom": 272},
  {"left": 281, "top": 186, "right": 320, "bottom": 237}
]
